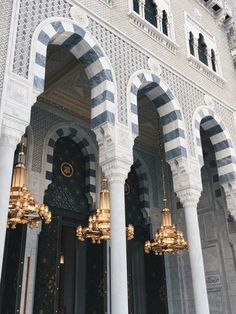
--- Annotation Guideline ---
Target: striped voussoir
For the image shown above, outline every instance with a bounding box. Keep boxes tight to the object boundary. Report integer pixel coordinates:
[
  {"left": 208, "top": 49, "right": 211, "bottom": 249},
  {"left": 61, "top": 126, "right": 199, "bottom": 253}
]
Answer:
[
  {"left": 45, "top": 127, "right": 96, "bottom": 205},
  {"left": 195, "top": 108, "right": 236, "bottom": 185},
  {"left": 133, "top": 159, "right": 150, "bottom": 218},
  {"left": 34, "top": 20, "right": 115, "bottom": 129},
  {"left": 130, "top": 72, "right": 187, "bottom": 161}
]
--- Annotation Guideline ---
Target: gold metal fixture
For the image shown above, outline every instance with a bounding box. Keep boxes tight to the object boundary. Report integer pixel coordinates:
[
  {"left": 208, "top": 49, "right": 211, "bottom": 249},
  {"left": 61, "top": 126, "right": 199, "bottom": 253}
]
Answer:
[
  {"left": 144, "top": 126, "right": 187, "bottom": 255},
  {"left": 76, "top": 178, "right": 134, "bottom": 243},
  {"left": 8, "top": 142, "right": 52, "bottom": 229},
  {"left": 60, "top": 254, "right": 65, "bottom": 265}
]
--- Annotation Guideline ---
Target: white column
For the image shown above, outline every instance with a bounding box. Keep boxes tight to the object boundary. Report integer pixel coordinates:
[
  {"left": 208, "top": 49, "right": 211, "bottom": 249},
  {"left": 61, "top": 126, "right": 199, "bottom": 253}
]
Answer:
[
  {"left": 108, "top": 173, "right": 129, "bottom": 314},
  {"left": 170, "top": 157, "right": 210, "bottom": 314},
  {"left": 0, "top": 125, "right": 23, "bottom": 279},
  {"left": 178, "top": 188, "right": 210, "bottom": 314},
  {"left": 139, "top": 0, "right": 145, "bottom": 18},
  {"left": 94, "top": 122, "right": 134, "bottom": 314}
]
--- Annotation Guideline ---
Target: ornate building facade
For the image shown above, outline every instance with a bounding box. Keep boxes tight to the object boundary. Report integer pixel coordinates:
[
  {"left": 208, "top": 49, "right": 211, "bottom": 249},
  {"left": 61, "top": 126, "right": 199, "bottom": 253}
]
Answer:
[{"left": 0, "top": 0, "right": 236, "bottom": 313}]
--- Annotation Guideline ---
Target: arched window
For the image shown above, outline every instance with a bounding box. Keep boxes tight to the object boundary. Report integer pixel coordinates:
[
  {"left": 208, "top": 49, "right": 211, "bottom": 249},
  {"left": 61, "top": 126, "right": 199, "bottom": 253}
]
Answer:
[
  {"left": 198, "top": 34, "right": 208, "bottom": 66},
  {"left": 189, "top": 32, "right": 195, "bottom": 56},
  {"left": 133, "top": 0, "right": 139, "bottom": 14},
  {"left": 211, "top": 49, "right": 216, "bottom": 72},
  {"left": 162, "top": 10, "right": 168, "bottom": 36},
  {"left": 145, "top": 0, "right": 157, "bottom": 27}
]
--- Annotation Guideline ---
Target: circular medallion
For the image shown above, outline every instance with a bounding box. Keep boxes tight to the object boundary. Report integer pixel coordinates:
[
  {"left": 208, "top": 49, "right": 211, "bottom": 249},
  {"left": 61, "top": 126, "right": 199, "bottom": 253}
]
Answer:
[
  {"left": 60, "top": 162, "right": 74, "bottom": 178},
  {"left": 125, "top": 182, "right": 130, "bottom": 195}
]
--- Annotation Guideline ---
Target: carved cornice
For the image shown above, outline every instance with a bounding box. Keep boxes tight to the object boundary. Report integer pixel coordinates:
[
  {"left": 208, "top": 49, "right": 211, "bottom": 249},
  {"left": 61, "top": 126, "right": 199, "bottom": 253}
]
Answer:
[
  {"left": 0, "top": 117, "right": 26, "bottom": 149},
  {"left": 94, "top": 123, "right": 134, "bottom": 182},
  {"left": 177, "top": 188, "right": 202, "bottom": 209},
  {"left": 227, "top": 24, "right": 236, "bottom": 68},
  {"left": 169, "top": 157, "right": 203, "bottom": 208}
]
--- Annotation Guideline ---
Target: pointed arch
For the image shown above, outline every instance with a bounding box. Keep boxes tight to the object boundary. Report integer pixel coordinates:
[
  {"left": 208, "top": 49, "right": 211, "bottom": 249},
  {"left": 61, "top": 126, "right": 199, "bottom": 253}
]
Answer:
[
  {"left": 29, "top": 17, "right": 116, "bottom": 130},
  {"left": 193, "top": 106, "right": 236, "bottom": 185},
  {"left": 127, "top": 69, "right": 188, "bottom": 162},
  {"left": 42, "top": 124, "right": 97, "bottom": 208}
]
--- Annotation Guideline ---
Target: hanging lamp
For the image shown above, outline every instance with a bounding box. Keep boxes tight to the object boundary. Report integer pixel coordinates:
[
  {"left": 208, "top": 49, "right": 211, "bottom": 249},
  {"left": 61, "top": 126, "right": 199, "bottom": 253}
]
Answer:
[
  {"left": 76, "top": 178, "right": 134, "bottom": 243},
  {"left": 144, "top": 127, "right": 188, "bottom": 255},
  {"left": 8, "top": 142, "right": 52, "bottom": 229}
]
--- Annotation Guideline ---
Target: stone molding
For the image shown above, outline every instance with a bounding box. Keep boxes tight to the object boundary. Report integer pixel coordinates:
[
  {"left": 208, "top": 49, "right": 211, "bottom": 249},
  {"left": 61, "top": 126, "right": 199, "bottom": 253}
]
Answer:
[
  {"left": 169, "top": 156, "right": 202, "bottom": 208},
  {"left": 222, "top": 181, "right": 236, "bottom": 219},
  {"left": 0, "top": 118, "right": 27, "bottom": 149},
  {"left": 128, "top": 10, "right": 178, "bottom": 55},
  {"left": 94, "top": 122, "right": 134, "bottom": 183},
  {"left": 69, "top": 6, "right": 89, "bottom": 28},
  {"left": 187, "top": 55, "right": 226, "bottom": 88}
]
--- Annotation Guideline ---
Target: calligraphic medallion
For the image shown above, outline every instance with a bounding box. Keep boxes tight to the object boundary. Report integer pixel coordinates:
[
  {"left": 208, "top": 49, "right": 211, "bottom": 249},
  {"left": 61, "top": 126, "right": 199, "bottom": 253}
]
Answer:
[{"left": 60, "top": 162, "right": 74, "bottom": 178}]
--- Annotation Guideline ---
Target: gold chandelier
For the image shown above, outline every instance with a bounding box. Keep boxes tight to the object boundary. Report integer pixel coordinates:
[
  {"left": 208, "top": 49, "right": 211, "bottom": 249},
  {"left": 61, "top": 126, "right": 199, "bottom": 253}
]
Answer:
[
  {"left": 76, "top": 178, "right": 134, "bottom": 243},
  {"left": 144, "top": 127, "right": 188, "bottom": 255},
  {"left": 8, "top": 143, "right": 52, "bottom": 229},
  {"left": 144, "top": 193, "right": 188, "bottom": 255}
]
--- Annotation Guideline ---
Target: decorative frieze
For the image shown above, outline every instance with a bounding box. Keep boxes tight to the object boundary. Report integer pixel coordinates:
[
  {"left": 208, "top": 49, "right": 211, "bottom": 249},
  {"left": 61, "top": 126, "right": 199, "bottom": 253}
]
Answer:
[{"left": 227, "top": 25, "right": 236, "bottom": 68}]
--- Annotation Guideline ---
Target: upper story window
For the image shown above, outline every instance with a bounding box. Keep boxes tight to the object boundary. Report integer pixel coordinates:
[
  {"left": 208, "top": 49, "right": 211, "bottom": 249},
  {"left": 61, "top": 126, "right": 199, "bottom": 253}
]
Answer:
[
  {"left": 188, "top": 31, "right": 218, "bottom": 72},
  {"left": 132, "top": 0, "right": 172, "bottom": 38},
  {"left": 189, "top": 31, "right": 195, "bottom": 56},
  {"left": 145, "top": 0, "right": 157, "bottom": 27},
  {"left": 185, "top": 14, "right": 220, "bottom": 74},
  {"left": 185, "top": 13, "right": 225, "bottom": 87},
  {"left": 198, "top": 34, "right": 208, "bottom": 66},
  {"left": 129, "top": 0, "right": 178, "bottom": 54},
  {"left": 162, "top": 10, "right": 168, "bottom": 36}
]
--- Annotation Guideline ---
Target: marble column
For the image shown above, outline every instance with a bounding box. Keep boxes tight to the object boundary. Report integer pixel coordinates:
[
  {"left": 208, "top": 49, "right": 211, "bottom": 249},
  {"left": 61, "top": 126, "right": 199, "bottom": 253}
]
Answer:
[
  {"left": 178, "top": 188, "right": 210, "bottom": 314},
  {"left": 108, "top": 172, "right": 129, "bottom": 314},
  {"left": 0, "top": 125, "right": 23, "bottom": 280}
]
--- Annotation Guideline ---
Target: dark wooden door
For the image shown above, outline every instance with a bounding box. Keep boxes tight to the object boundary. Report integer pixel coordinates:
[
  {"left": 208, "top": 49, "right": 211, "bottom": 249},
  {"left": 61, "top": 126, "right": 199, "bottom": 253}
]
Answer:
[{"left": 0, "top": 225, "right": 26, "bottom": 314}]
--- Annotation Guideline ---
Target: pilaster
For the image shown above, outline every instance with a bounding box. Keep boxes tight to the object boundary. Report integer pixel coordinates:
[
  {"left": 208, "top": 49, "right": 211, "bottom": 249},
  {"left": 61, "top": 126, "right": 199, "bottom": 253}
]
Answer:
[{"left": 222, "top": 181, "right": 236, "bottom": 219}]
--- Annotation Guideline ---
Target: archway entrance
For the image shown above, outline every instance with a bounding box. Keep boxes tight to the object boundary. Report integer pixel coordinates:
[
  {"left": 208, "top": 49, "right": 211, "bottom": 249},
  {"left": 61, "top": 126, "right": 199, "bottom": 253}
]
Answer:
[
  {"left": 125, "top": 163, "right": 168, "bottom": 313},
  {"left": 33, "top": 137, "right": 105, "bottom": 314}
]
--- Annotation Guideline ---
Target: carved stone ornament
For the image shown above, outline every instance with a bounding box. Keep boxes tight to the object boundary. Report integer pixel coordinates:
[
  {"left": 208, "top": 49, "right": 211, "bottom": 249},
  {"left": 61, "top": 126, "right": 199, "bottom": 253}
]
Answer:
[
  {"left": 70, "top": 6, "right": 89, "bottom": 28},
  {"left": 168, "top": 157, "right": 203, "bottom": 208},
  {"left": 148, "top": 57, "right": 162, "bottom": 76},
  {"left": 222, "top": 181, "right": 236, "bottom": 219},
  {"left": 204, "top": 94, "right": 215, "bottom": 110},
  {"left": 194, "top": 8, "right": 202, "bottom": 20}
]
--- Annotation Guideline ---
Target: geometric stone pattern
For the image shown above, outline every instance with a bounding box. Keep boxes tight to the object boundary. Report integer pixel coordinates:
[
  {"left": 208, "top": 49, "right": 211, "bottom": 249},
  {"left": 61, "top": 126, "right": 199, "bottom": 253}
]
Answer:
[
  {"left": 87, "top": 18, "right": 149, "bottom": 125},
  {"left": 0, "top": 0, "right": 13, "bottom": 98},
  {"left": 160, "top": 65, "right": 236, "bottom": 157},
  {"left": 30, "top": 104, "right": 64, "bottom": 173},
  {"left": 13, "top": 0, "right": 71, "bottom": 78},
  {"left": 130, "top": 71, "right": 188, "bottom": 161}
]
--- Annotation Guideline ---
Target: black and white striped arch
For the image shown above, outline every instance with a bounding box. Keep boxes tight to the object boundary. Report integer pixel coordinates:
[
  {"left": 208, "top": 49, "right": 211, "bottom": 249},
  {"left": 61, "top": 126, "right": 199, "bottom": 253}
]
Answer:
[
  {"left": 194, "top": 107, "right": 236, "bottom": 185},
  {"left": 129, "top": 71, "right": 188, "bottom": 162},
  {"left": 31, "top": 18, "right": 115, "bottom": 130},
  {"left": 45, "top": 126, "right": 96, "bottom": 206}
]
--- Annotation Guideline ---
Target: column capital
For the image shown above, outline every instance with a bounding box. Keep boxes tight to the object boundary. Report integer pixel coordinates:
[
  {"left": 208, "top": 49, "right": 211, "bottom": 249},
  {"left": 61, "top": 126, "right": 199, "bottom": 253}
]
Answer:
[
  {"left": 0, "top": 118, "right": 26, "bottom": 149},
  {"left": 177, "top": 188, "right": 201, "bottom": 209},
  {"left": 168, "top": 156, "right": 202, "bottom": 208},
  {"left": 102, "top": 159, "right": 131, "bottom": 183},
  {"left": 94, "top": 122, "right": 134, "bottom": 183}
]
